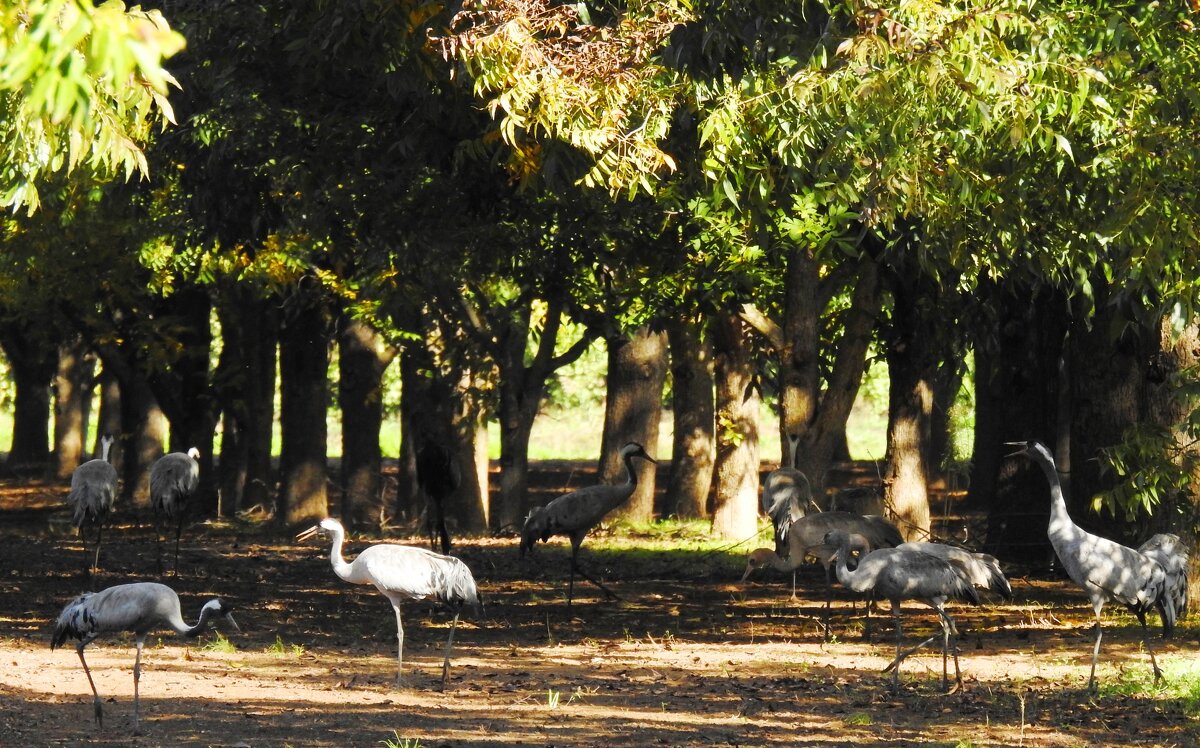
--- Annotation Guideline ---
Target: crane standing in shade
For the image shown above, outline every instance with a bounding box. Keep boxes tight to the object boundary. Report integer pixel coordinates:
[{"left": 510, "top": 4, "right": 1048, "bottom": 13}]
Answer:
[
  {"left": 51, "top": 582, "right": 239, "bottom": 734},
  {"left": 742, "top": 511, "right": 904, "bottom": 636},
  {"left": 1008, "top": 440, "right": 1178, "bottom": 692},
  {"left": 150, "top": 447, "right": 200, "bottom": 575},
  {"left": 520, "top": 441, "right": 656, "bottom": 613},
  {"left": 67, "top": 434, "right": 118, "bottom": 576},
  {"left": 297, "top": 517, "right": 480, "bottom": 689},
  {"left": 896, "top": 542, "right": 1012, "bottom": 600},
  {"left": 825, "top": 529, "right": 980, "bottom": 692},
  {"left": 760, "top": 433, "right": 810, "bottom": 597},
  {"left": 416, "top": 437, "right": 460, "bottom": 554}
]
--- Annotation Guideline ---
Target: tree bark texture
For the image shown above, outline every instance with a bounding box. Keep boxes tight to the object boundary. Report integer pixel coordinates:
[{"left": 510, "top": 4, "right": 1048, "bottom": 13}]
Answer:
[
  {"left": 601, "top": 326, "right": 667, "bottom": 523},
  {"left": 710, "top": 312, "right": 760, "bottom": 539},
  {"left": 52, "top": 337, "right": 94, "bottom": 478},
  {"left": 279, "top": 285, "right": 331, "bottom": 525},
  {"left": 94, "top": 368, "right": 122, "bottom": 469},
  {"left": 665, "top": 317, "right": 714, "bottom": 518},
  {"left": 116, "top": 373, "right": 167, "bottom": 507},
  {"left": 338, "top": 315, "right": 396, "bottom": 528},
  {"left": 0, "top": 321, "right": 57, "bottom": 472}
]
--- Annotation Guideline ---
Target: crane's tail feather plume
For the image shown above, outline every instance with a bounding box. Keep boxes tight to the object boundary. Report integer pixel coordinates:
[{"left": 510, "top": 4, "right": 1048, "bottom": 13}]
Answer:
[{"left": 51, "top": 592, "right": 95, "bottom": 650}]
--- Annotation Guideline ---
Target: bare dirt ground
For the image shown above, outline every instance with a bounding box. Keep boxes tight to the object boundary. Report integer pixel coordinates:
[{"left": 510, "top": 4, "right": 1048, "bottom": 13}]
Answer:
[{"left": 0, "top": 467, "right": 1196, "bottom": 748}]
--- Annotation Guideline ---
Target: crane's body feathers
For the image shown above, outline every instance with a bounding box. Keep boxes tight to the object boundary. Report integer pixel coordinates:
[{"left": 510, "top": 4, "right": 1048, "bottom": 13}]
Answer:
[
  {"left": 150, "top": 447, "right": 200, "bottom": 575},
  {"left": 67, "top": 435, "right": 118, "bottom": 574},
  {"left": 897, "top": 542, "right": 1012, "bottom": 599}
]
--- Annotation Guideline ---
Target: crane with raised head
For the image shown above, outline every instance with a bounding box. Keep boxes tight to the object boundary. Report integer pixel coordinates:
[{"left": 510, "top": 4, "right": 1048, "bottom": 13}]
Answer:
[
  {"left": 760, "top": 433, "right": 810, "bottom": 597},
  {"left": 742, "top": 511, "right": 904, "bottom": 637},
  {"left": 416, "top": 437, "right": 460, "bottom": 554},
  {"left": 825, "top": 529, "right": 980, "bottom": 692},
  {"left": 51, "top": 581, "right": 238, "bottom": 734},
  {"left": 520, "top": 441, "right": 656, "bottom": 613},
  {"left": 150, "top": 446, "right": 200, "bottom": 575},
  {"left": 1008, "top": 439, "right": 1177, "bottom": 692},
  {"left": 297, "top": 517, "right": 480, "bottom": 690},
  {"left": 67, "top": 433, "right": 118, "bottom": 575}
]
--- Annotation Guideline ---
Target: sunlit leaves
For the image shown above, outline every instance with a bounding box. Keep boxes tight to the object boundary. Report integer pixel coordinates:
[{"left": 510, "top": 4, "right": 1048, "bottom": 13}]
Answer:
[{"left": 0, "top": 0, "right": 185, "bottom": 213}]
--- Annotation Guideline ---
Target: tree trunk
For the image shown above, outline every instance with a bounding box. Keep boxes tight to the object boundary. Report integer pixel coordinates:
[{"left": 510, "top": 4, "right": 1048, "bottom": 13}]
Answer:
[
  {"left": 665, "top": 316, "right": 714, "bottom": 518},
  {"left": 601, "top": 326, "right": 667, "bottom": 523},
  {"left": 444, "top": 364, "right": 490, "bottom": 533},
  {"left": 972, "top": 279, "right": 1068, "bottom": 560},
  {"left": 279, "top": 286, "right": 331, "bottom": 525},
  {"left": 710, "top": 312, "right": 760, "bottom": 539},
  {"left": 52, "top": 337, "right": 94, "bottom": 478},
  {"left": 94, "top": 367, "right": 122, "bottom": 466},
  {"left": 338, "top": 315, "right": 396, "bottom": 528},
  {"left": 0, "top": 323, "right": 57, "bottom": 472},
  {"left": 117, "top": 373, "right": 167, "bottom": 507}
]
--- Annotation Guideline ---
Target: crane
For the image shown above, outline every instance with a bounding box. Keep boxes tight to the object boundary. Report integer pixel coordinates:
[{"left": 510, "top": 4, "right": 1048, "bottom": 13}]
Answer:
[
  {"left": 51, "top": 581, "right": 238, "bottom": 734},
  {"left": 297, "top": 517, "right": 480, "bottom": 689},
  {"left": 826, "top": 529, "right": 980, "bottom": 692},
  {"left": 519, "top": 441, "right": 656, "bottom": 614},
  {"left": 760, "top": 433, "right": 811, "bottom": 597},
  {"left": 896, "top": 542, "right": 1012, "bottom": 600},
  {"left": 150, "top": 447, "right": 200, "bottom": 576},
  {"left": 741, "top": 511, "right": 904, "bottom": 636},
  {"left": 67, "top": 434, "right": 118, "bottom": 576},
  {"left": 1138, "top": 532, "right": 1190, "bottom": 630},
  {"left": 416, "top": 437, "right": 460, "bottom": 554},
  {"left": 1008, "top": 440, "right": 1177, "bottom": 691}
]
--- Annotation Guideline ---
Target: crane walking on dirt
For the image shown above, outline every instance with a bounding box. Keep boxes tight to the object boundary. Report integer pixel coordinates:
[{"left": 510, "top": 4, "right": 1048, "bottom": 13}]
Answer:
[
  {"left": 67, "top": 434, "right": 118, "bottom": 575},
  {"left": 520, "top": 441, "right": 656, "bottom": 613},
  {"left": 1008, "top": 440, "right": 1181, "bottom": 692},
  {"left": 825, "top": 529, "right": 980, "bottom": 692},
  {"left": 896, "top": 542, "right": 1012, "bottom": 600},
  {"left": 297, "top": 517, "right": 480, "bottom": 690},
  {"left": 742, "top": 511, "right": 903, "bottom": 636},
  {"left": 51, "top": 582, "right": 238, "bottom": 734},
  {"left": 150, "top": 447, "right": 200, "bottom": 576}
]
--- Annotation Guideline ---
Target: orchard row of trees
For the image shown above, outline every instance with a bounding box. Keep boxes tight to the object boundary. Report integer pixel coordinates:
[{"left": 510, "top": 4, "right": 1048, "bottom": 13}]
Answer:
[{"left": 2, "top": 2, "right": 1198, "bottom": 573}]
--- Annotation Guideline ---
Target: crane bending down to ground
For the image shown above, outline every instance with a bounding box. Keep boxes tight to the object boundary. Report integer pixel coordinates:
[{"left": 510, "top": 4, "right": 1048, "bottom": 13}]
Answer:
[
  {"left": 520, "top": 441, "right": 656, "bottom": 614},
  {"left": 826, "top": 529, "right": 980, "bottom": 692},
  {"left": 297, "top": 517, "right": 480, "bottom": 689},
  {"left": 1009, "top": 440, "right": 1181, "bottom": 691},
  {"left": 51, "top": 582, "right": 238, "bottom": 734},
  {"left": 150, "top": 447, "right": 200, "bottom": 575},
  {"left": 416, "top": 438, "right": 460, "bottom": 554},
  {"left": 742, "top": 511, "right": 903, "bottom": 637},
  {"left": 67, "top": 434, "right": 118, "bottom": 576}
]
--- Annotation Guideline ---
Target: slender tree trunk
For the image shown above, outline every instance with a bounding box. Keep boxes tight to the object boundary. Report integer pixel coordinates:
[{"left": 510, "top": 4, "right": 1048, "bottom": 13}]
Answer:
[
  {"left": 117, "top": 373, "right": 167, "bottom": 507},
  {"left": 52, "top": 337, "right": 94, "bottom": 478},
  {"left": 338, "top": 315, "right": 396, "bottom": 528},
  {"left": 0, "top": 324, "right": 57, "bottom": 472},
  {"left": 279, "top": 285, "right": 331, "bottom": 525},
  {"left": 94, "top": 367, "right": 121, "bottom": 466},
  {"left": 665, "top": 317, "right": 714, "bottom": 518},
  {"left": 710, "top": 312, "right": 760, "bottom": 539},
  {"left": 445, "top": 363, "right": 489, "bottom": 532},
  {"left": 601, "top": 326, "right": 667, "bottom": 523}
]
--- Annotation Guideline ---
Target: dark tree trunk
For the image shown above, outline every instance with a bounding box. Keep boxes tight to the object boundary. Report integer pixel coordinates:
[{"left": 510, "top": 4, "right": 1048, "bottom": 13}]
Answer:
[
  {"left": 52, "top": 337, "right": 95, "bottom": 479},
  {"left": 710, "top": 311, "right": 759, "bottom": 539},
  {"left": 0, "top": 322, "right": 58, "bottom": 472},
  {"left": 397, "top": 348, "right": 428, "bottom": 523},
  {"left": 116, "top": 373, "right": 167, "bottom": 507},
  {"left": 94, "top": 368, "right": 122, "bottom": 466},
  {"left": 971, "top": 279, "right": 1068, "bottom": 561},
  {"left": 928, "top": 359, "right": 965, "bottom": 481},
  {"left": 278, "top": 285, "right": 331, "bottom": 525},
  {"left": 338, "top": 315, "right": 396, "bottom": 528},
  {"left": 665, "top": 316, "right": 714, "bottom": 518},
  {"left": 601, "top": 326, "right": 667, "bottom": 523}
]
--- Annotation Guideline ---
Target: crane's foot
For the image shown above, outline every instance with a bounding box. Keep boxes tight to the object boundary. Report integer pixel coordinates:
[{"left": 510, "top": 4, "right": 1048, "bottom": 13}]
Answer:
[{"left": 92, "top": 697, "right": 103, "bottom": 728}]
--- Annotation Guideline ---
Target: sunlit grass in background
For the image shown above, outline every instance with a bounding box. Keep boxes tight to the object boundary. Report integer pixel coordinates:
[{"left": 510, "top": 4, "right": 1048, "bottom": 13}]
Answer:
[{"left": 1097, "top": 656, "right": 1200, "bottom": 716}]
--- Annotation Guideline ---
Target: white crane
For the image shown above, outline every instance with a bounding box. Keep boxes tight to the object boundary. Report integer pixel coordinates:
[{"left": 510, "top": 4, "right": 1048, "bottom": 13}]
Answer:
[
  {"left": 742, "top": 510, "right": 904, "bottom": 636},
  {"left": 520, "top": 441, "right": 656, "bottom": 613},
  {"left": 297, "top": 517, "right": 480, "bottom": 689},
  {"left": 1008, "top": 440, "right": 1177, "bottom": 691},
  {"left": 825, "top": 529, "right": 980, "bottom": 692},
  {"left": 51, "top": 581, "right": 238, "bottom": 734},
  {"left": 67, "top": 434, "right": 118, "bottom": 575},
  {"left": 150, "top": 447, "right": 200, "bottom": 575}
]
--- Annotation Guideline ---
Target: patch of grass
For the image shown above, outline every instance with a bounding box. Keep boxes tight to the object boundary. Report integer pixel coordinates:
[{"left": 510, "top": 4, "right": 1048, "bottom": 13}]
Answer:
[
  {"left": 266, "top": 635, "right": 305, "bottom": 658},
  {"left": 846, "top": 712, "right": 873, "bottom": 726},
  {"left": 200, "top": 632, "right": 237, "bottom": 653},
  {"left": 381, "top": 733, "right": 422, "bottom": 748},
  {"left": 1098, "top": 657, "right": 1200, "bottom": 715},
  {"left": 545, "top": 688, "right": 562, "bottom": 710}
]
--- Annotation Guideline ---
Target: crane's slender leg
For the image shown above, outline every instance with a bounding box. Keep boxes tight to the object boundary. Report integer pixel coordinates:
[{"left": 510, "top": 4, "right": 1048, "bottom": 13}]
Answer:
[
  {"left": 567, "top": 543, "right": 579, "bottom": 614},
  {"left": 391, "top": 599, "right": 405, "bottom": 688},
  {"left": 172, "top": 517, "right": 184, "bottom": 577},
  {"left": 92, "top": 523, "right": 103, "bottom": 575},
  {"left": 790, "top": 570, "right": 798, "bottom": 601},
  {"left": 1087, "top": 602, "right": 1104, "bottom": 694},
  {"left": 890, "top": 601, "right": 903, "bottom": 688},
  {"left": 133, "top": 635, "right": 145, "bottom": 735},
  {"left": 1135, "top": 611, "right": 1164, "bottom": 684},
  {"left": 440, "top": 611, "right": 460, "bottom": 691},
  {"left": 75, "top": 637, "right": 103, "bottom": 728}
]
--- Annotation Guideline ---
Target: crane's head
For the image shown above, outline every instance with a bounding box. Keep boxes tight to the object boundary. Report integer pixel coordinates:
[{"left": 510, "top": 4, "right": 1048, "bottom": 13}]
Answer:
[
  {"left": 740, "top": 548, "right": 777, "bottom": 582},
  {"left": 1003, "top": 440, "right": 1051, "bottom": 463},
  {"left": 620, "top": 441, "right": 657, "bottom": 464},
  {"left": 202, "top": 598, "right": 241, "bottom": 633},
  {"left": 187, "top": 447, "right": 201, "bottom": 460},
  {"left": 296, "top": 516, "right": 344, "bottom": 543}
]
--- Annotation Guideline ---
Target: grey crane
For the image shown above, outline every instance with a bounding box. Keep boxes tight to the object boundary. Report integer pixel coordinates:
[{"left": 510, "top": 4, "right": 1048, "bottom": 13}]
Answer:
[
  {"left": 51, "top": 581, "right": 238, "bottom": 734},
  {"left": 896, "top": 542, "right": 1012, "bottom": 600},
  {"left": 150, "top": 446, "right": 200, "bottom": 575},
  {"left": 826, "top": 529, "right": 980, "bottom": 692},
  {"left": 1008, "top": 440, "right": 1177, "bottom": 692},
  {"left": 760, "top": 434, "right": 811, "bottom": 597},
  {"left": 416, "top": 437, "right": 460, "bottom": 554},
  {"left": 742, "top": 511, "right": 904, "bottom": 636},
  {"left": 67, "top": 434, "right": 118, "bottom": 575},
  {"left": 1138, "top": 533, "right": 1190, "bottom": 630},
  {"left": 297, "top": 517, "right": 480, "bottom": 689},
  {"left": 520, "top": 441, "right": 656, "bottom": 613}
]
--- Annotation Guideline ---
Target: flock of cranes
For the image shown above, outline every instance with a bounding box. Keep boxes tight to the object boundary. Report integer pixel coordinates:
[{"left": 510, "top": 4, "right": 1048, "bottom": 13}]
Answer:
[{"left": 44, "top": 436, "right": 1192, "bottom": 734}]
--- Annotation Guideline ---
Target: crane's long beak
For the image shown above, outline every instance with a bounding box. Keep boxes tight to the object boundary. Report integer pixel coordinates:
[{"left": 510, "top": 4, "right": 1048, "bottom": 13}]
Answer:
[
  {"left": 1002, "top": 441, "right": 1027, "bottom": 459},
  {"left": 224, "top": 612, "right": 242, "bottom": 634},
  {"left": 295, "top": 525, "right": 321, "bottom": 542},
  {"left": 739, "top": 562, "right": 755, "bottom": 583}
]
